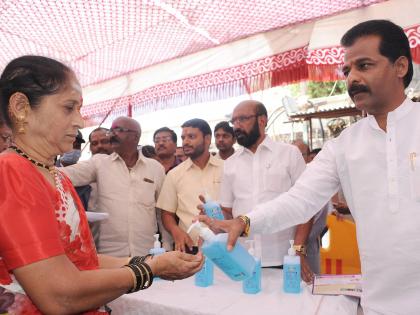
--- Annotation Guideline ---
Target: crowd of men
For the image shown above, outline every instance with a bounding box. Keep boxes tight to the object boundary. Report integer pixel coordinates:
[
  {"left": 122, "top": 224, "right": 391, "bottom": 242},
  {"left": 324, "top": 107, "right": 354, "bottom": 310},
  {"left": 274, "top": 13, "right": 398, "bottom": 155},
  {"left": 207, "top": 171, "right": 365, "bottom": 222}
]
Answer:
[
  {"left": 39, "top": 99, "right": 324, "bottom": 286},
  {"left": 1, "top": 19, "right": 418, "bottom": 314}
]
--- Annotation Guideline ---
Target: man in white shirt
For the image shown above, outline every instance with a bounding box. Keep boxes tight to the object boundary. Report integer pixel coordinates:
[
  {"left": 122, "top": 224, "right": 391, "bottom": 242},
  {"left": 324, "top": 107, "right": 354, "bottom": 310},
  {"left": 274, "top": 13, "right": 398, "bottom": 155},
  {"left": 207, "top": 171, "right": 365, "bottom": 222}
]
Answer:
[
  {"left": 220, "top": 100, "right": 316, "bottom": 282},
  {"left": 200, "top": 20, "right": 419, "bottom": 315},
  {"left": 64, "top": 117, "right": 171, "bottom": 256}
]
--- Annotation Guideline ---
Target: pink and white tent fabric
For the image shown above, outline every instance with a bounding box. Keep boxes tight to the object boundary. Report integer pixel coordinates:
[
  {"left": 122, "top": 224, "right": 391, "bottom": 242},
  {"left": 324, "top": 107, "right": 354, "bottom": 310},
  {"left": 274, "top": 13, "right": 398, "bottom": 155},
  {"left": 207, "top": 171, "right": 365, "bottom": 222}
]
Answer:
[{"left": 0, "top": 0, "right": 419, "bottom": 125}]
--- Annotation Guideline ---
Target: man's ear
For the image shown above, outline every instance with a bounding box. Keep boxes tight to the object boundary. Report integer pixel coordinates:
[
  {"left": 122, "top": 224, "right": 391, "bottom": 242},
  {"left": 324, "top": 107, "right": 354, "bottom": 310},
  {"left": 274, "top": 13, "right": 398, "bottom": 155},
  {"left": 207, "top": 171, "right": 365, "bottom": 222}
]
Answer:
[
  {"left": 204, "top": 134, "right": 212, "bottom": 147},
  {"left": 394, "top": 56, "right": 409, "bottom": 80},
  {"left": 259, "top": 114, "right": 268, "bottom": 129}
]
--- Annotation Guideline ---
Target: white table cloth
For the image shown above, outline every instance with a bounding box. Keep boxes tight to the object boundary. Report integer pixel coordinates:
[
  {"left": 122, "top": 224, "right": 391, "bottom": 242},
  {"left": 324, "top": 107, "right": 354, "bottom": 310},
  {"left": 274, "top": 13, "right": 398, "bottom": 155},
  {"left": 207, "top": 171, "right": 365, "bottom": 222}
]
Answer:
[{"left": 109, "top": 269, "right": 359, "bottom": 315}]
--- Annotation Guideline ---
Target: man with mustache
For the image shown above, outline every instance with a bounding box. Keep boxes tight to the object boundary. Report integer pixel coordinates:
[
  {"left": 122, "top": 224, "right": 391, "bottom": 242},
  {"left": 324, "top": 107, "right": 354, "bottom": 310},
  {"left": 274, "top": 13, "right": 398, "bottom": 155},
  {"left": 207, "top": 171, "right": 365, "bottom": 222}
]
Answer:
[
  {"left": 63, "top": 116, "right": 171, "bottom": 256},
  {"left": 199, "top": 20, "right": 419, "bottom": 315},
  {"left": 218, "top": 100, "right": 317, "bottom": 282},
  {"left": 89, "top": 127, "right": 113, "bottom": 155},
  {"left": 157, "top": 118, "right": 223, "bottom": 252},
  {"left": 153, "top": 126, "right": 182, "bottom": 173}
]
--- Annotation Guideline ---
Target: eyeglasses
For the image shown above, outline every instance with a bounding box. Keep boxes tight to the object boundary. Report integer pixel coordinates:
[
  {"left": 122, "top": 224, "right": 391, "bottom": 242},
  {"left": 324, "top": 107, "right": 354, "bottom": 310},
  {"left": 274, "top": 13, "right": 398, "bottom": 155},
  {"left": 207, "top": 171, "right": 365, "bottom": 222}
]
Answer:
[
  {"left": 109, "top": 126, "right": 138, "bottom": 134},
  {"left": 153, "top": 136, "right": 173, "bottom": 144},
  {"left": 0, "top": 133, "right": 12, "bottom": 143},
  {"left": 229, "top": 114, "right": 259, "bottom": 125}
]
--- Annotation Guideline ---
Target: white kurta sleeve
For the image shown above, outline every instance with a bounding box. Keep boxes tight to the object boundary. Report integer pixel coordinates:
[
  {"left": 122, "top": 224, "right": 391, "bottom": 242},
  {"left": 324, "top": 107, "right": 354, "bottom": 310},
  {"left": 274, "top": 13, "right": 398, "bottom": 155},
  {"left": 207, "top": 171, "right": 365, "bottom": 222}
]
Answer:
[
  {"left": 248, "top": 140, "right": 340, "bottom": 234},
  {"left": 219, "top": 160, "right": 235, "bottom": 208}
]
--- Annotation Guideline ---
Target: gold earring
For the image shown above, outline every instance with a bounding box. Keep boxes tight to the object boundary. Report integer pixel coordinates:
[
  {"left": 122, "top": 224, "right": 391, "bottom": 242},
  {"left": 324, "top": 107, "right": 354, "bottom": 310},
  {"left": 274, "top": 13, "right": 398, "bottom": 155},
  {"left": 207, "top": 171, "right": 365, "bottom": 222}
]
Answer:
[{"left": 17, "top": 116, "right": 26, "bottom": 134}]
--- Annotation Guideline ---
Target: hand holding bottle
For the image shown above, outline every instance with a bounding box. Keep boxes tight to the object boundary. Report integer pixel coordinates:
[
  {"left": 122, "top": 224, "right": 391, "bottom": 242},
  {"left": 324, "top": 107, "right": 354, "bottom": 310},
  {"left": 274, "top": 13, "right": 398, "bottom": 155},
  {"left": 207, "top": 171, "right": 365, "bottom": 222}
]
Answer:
[
  {"left": 196, "top": 215, "right": 246, "bottom": 251},
  {"left": 172, "top": 226, "right": 195, "bottom": 252}
]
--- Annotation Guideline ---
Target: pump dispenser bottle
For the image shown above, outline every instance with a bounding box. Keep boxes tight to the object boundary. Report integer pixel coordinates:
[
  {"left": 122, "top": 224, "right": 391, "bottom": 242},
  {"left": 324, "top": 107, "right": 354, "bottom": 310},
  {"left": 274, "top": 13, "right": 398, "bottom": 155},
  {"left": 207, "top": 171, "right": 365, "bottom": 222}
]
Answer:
[
  {"left": 283, "top": 240, "right": 301, "bottom": 293},
  {"left": 203, "top": 192, "right": 224, "bottom": 220},
  {"left": 187, "top": 221, "right": 255, "bottom": 281},
  {"left": 242, "top": 240, "right": 262, "bottom": 294},
  {"left": 149, "top": 234, "right": 166, "bottom": 256}
]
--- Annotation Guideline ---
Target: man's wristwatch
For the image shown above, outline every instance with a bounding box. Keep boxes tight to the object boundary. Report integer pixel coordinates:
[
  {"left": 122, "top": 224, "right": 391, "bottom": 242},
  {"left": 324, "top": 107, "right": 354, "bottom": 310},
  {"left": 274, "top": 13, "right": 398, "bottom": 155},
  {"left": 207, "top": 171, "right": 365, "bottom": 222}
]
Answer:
[
  {"left": 237, "top": 215, "right": 250, "bottom": 237},
  {"left": 293, "top": 244, "right": 307, "bottom": 256}
]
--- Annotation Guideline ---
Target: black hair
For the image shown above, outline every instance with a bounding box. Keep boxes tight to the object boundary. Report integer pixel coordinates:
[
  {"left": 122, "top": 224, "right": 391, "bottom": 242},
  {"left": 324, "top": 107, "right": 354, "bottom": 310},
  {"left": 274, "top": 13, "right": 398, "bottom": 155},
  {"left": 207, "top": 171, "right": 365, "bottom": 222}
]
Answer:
[
  {"left": 88, "top": 127, "right": 109, "bottom": 142},
  {"left": 310, "top": 148, "right": 322, "bottom": 155},
  {"left": 181, "top": 118, "right": 212, "bottom": 137},
  {"left": 0, "top": 55, "right": 72, "bottom": 127},
  {"left": 255, "top": 102, "right": 268, "bottom": 117},
  {"left": 214, "top": 121, "right": 234, "bottom": 137},
  {"left": 153, "top": 127, "right": 177, "bottom": 143},
  {"left": 341, "top": 19, "right": 413, "bottom": 88},
  {"left": 141, "top": 145, "right": 156, "bottom": 158}
]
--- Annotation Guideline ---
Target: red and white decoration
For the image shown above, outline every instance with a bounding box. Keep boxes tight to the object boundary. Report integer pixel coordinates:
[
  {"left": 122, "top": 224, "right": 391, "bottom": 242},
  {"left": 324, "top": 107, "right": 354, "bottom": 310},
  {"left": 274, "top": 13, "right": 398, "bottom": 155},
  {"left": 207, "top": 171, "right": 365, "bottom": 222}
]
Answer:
[{"left": 2, "top": 0, "right": 419, "bottom": 124}]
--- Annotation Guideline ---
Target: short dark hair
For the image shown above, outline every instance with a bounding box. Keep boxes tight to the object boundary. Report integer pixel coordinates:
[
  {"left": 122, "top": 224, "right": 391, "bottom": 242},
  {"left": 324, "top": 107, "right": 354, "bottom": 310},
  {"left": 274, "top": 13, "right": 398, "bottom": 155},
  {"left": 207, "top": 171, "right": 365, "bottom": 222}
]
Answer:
[
  {"left": 255, "top": 102, "right": 268, "bottom": 118},
  {"left": 141, "top": 145, "right": 156, "bottom": 158},
  {"left": 341, "top": 20, "right": 413, "bottom": 88},
  {"left": 153, "top": 127, "right": 177, "bottom": 143},
  {"left": 181, "top": 118, "right": 212, "bottom": 137},
  {"left": 88, "top": 127, "right": 109, "bottom": 142},
  {"left": 0, "top": 55, "right": 73, "bottom": 127},
  {"left": 214, "top": 121, "right": 234, "bottom": 137}
]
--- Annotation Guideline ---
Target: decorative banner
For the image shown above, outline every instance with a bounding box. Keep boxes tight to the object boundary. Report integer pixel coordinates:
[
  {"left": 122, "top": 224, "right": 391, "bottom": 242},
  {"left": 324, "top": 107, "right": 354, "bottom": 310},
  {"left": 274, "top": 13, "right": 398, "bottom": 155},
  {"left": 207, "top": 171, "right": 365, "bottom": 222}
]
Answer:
[{"left": 82, "top": 23, "right": 420, "bottom": 125}]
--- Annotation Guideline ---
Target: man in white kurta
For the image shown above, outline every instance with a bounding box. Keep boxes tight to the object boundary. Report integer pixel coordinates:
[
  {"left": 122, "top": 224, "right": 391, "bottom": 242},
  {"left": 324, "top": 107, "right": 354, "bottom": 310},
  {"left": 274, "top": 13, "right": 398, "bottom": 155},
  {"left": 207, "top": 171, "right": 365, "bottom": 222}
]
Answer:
[
  {"left": 220, "top": 135, "right": 306, "bottom": 266},
  {"left": 201, "top": 20, "right": 420, "bottom": 315}
]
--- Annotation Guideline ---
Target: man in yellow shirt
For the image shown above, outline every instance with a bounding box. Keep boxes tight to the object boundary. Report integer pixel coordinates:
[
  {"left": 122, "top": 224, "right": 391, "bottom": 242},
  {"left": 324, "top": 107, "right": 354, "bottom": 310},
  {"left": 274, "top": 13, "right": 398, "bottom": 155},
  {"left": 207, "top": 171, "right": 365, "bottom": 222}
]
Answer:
[{"left": 157, "top": 118, "right": 223, "bottom": 252}]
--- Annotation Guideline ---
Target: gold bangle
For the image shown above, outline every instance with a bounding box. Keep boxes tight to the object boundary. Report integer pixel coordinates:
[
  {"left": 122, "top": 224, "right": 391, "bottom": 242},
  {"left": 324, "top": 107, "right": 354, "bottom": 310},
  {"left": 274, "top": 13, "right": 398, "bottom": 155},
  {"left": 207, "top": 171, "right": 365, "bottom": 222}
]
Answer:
[{"left": 237, "top": 215, "right": 250, "bottom": 237}]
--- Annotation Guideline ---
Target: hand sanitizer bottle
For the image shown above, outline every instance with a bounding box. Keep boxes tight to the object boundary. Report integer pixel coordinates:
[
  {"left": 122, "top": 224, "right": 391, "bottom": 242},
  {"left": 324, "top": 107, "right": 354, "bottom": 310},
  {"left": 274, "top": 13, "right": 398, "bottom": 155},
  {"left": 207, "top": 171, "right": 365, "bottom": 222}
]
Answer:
[
  {"left": 149, "top": 234, "right": 166, "bottom": 256},
  {"left": 187, "top": 221, "right": 255, "bottom": 281},
  {"left": 242, "top": 240, "right": 262, "bottom": 294},
  {"left": 195, "top": 257, "right": 214, "bottom": 287},
  {"left": 283, "top": 240, "right": 301, "bottom": 293},
  {"left": 203, "top": 192, "right": 224, "bottom": 220},
  {"left": 149, "top": 234, "right": 166, "bottom": 280}
]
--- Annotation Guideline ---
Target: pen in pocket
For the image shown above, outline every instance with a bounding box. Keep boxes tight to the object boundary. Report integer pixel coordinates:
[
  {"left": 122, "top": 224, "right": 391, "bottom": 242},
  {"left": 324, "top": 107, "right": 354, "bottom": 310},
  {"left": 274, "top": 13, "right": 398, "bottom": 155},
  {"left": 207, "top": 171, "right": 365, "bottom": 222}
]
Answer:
[{"left": 409, "top": 152, "right": 417, "bottom": 171}]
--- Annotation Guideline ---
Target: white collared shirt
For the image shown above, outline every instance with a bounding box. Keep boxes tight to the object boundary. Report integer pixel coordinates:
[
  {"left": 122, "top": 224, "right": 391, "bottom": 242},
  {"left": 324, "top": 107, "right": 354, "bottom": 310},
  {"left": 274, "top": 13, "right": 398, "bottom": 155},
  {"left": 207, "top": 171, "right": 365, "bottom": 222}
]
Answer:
[
  {"left": 248, "top": 98, "right": 420, "bottom": 314},
  {"left": 63, "top": 151, "right": 168, "bottom": 257},
  {"left": 220, "top": 136, "right": 306, "bottom": 266}
]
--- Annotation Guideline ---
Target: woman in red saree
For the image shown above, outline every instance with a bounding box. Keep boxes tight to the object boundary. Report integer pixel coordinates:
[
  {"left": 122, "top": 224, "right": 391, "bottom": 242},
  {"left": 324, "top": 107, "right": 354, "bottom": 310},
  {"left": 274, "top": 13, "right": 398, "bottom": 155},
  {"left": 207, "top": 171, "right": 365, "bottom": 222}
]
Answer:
[{"left": 0, "top": 56, "right": 203, "bottom": 314}]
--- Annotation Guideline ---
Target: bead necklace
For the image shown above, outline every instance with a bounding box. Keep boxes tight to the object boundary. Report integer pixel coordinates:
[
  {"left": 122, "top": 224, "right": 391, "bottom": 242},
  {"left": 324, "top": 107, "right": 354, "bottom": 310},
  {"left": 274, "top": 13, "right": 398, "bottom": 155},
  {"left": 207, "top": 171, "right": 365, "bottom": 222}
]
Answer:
[
  {"left": 10, "top": 145, "right": 57, "bottom": 175},
  {"left": 10, "top": 145, "right": 69, "bottom": 218}
]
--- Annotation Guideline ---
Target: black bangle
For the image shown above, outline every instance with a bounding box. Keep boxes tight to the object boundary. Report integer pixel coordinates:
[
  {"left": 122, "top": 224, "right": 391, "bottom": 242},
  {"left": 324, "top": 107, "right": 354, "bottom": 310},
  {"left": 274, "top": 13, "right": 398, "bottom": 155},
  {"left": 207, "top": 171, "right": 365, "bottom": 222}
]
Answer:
[
  {"left": 125, "top": 264, "right": 143, "bottom": 293},
  {"left": 140, "top": 262, "right": 154, "bottom": 289},
  {"left": 129, "top": 254, "right": 153, "bottom": 265}
]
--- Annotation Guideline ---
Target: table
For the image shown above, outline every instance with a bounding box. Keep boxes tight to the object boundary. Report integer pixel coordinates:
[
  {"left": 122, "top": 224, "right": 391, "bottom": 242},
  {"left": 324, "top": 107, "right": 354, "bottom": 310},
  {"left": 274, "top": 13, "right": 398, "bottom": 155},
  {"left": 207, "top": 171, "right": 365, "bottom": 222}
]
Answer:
[{"left": 109, "top": 269, "right": 359, "bottom": 315}]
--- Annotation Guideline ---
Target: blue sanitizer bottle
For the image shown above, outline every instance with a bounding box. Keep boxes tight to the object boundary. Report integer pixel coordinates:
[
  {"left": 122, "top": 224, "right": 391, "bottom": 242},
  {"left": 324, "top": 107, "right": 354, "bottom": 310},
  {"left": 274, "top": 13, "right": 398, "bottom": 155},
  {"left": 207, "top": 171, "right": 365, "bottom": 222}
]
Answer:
[
  {"left": 203, "top": 193, "right": 224, "bottom": 220},
  {"left": 283, "top": 240, "right": 301, "bottom": 293},
  {"left": 187, "top": 221, "right": 256, "bottom": 281},
  {"left": 149, "top": 234, "right": 166, "bottom": 280},
  {"left": 242, "top": 240, "right": 262, "bottom": 294},
  {"left": 195, "top": 257, "right": 214, "bottom": 287}
]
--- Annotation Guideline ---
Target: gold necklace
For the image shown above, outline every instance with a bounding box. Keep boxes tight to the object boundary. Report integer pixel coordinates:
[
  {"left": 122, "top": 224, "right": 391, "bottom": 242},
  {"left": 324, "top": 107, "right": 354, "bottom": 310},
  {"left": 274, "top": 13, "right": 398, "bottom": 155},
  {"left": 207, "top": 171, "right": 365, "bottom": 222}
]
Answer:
[{"left": 10, "top": 145, "right": 57, "bottom": 175}]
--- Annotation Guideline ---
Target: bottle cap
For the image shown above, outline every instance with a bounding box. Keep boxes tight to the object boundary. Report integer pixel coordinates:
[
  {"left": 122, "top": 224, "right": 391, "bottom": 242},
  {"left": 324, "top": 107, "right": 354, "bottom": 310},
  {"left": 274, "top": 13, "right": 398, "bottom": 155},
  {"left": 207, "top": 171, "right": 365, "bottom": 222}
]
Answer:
[
  {"left": 153, "top": 234, "right": 161, "bottom": 249},
  {"left": 288, "top": 240, "right": 296, "bottom": 256},
  {"left": 187, "top": 221, "right": 215, "bottom": 241}
]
